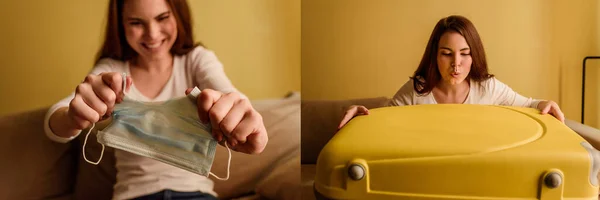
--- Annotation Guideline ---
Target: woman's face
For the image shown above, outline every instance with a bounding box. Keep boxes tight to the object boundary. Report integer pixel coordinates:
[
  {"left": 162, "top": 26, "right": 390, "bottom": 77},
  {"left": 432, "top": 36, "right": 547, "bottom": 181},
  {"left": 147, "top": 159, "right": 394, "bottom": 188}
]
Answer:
[
  {"left": 122, "top": 0, "right": 177, "bottom": 61},
  {"left": 436, "top": 31, "right": 472, "bottom": 86}
]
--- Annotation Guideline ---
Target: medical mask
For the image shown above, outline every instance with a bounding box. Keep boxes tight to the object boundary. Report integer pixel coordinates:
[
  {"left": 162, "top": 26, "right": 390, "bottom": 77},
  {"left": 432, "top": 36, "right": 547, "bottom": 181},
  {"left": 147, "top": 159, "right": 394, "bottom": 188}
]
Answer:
[{"left": 82, "top": 73, "right": 230, "bottom": 180}]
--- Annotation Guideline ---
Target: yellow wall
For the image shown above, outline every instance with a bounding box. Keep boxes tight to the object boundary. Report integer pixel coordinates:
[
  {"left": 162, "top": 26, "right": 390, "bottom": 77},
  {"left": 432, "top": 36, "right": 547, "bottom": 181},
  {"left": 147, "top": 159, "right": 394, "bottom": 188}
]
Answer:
[
  {"left": 0, "top": 0, "right": 300, "bottom": 117},
  {"left": 586, "top": 60, "right": 600, "bottom": 128},
  {"left": 593, "top": 0, "right": 600, "bottom": 128},
  {"left": 552, "top": 0, "right": 599, "bottom": 128},
  {"left": 189, "top": 0, "right": 301, "bottom": 100},
  {"left": 302, "top": 0, "right": 598, "bottom": 126}
]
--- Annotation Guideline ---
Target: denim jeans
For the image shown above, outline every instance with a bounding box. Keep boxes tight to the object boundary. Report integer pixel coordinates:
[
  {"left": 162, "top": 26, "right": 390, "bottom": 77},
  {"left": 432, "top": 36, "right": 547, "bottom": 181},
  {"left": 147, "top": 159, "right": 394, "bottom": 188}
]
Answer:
[{"left": 132, "top": 189, "right": 218, "bottom": 200}]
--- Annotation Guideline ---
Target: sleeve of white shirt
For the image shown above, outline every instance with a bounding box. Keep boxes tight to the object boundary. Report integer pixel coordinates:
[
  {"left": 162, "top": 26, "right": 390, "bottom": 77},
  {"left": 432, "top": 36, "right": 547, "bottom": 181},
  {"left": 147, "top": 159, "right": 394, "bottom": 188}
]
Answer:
[
  {"left": 487, "top": 77, "right": 542, "bottom": 109},
  {"left": 389, "top": 79, "right": 415, "bottom": 106},
  {"left": 43, "top": 59, "right": 115, "bottom": 143},
  {"left": 189, "top": 47, "right": 247, "bottom": 99}
]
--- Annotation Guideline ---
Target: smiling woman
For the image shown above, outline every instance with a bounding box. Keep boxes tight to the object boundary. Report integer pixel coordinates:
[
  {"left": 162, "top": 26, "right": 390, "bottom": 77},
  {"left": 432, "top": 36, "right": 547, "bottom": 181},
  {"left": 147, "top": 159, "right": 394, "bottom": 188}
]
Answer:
[
  {"left": 100, "top": 0, "right": 195, "bottom": 62},
  {"left": 0, "top": 1, "right": 302, "bottom": 198},
  {"left": 44, "top": 0, "right": 270, "bottom": 199}
]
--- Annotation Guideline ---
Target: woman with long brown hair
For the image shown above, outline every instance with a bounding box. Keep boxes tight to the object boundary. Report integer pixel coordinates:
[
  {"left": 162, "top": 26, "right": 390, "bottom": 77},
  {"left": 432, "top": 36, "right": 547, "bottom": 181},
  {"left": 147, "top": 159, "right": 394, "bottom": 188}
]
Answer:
[
  {"left": 338, "top": 15, "right": 565, "bottom": 128},
  {"left": 44, "top": 0, "right": 267, "bottom": 199}
]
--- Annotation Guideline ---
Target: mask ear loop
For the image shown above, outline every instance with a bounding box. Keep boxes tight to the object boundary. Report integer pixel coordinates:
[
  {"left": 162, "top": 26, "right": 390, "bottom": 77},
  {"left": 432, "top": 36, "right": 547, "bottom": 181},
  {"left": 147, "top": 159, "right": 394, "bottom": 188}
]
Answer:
[
  {"left": 209, "top": 142, "right": 232, "bottom": 181},
  {"left": 83, "top": 123, "right": 105, "bottom": 165},
  {"left": 121, "top": 72, "right": 129, "bottom": 97},
  {"left": 83, "top": 73, "right": 128, "bottom": 165}
]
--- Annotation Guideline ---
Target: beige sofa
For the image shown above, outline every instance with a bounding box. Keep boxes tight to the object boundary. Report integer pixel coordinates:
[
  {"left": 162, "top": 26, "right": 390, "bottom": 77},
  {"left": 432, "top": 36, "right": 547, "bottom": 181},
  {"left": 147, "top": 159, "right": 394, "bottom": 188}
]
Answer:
[
  {"left": 300, "top": 97, "right": 600, "bottom": 200},
  {"left": 0, "top": 94, "right": 301, "bottom": 200}
]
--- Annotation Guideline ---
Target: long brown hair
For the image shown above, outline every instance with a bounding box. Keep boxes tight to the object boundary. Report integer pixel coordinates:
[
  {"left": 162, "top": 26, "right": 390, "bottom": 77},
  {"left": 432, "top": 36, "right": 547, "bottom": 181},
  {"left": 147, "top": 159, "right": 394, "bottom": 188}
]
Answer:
[
  {"left": 96, "top": 0, "right": 200, "bottom": 63},
  {"left": 411, "top": 15, "right": 493, "bottom": 95}
]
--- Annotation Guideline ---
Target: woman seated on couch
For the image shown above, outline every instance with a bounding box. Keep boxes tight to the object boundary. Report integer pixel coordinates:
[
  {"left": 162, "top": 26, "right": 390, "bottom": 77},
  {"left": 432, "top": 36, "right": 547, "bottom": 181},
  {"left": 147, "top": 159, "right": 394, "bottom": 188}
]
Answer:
[
  {"left": 45, "top": 0, "right": 268, "bottom": 199},
  {"left": 338, "top": 15, "right": 565, "bottom": 129}
]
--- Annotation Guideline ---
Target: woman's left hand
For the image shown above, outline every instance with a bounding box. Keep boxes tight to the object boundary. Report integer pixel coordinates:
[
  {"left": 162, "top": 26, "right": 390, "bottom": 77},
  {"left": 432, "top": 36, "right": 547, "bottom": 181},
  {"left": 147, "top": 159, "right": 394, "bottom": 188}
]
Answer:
[
  {"left": 186, "top": 88, "right": 268, "bottom": 154},
  {"left": 537, "top": 100, "right": 565, "bottom": 123}
]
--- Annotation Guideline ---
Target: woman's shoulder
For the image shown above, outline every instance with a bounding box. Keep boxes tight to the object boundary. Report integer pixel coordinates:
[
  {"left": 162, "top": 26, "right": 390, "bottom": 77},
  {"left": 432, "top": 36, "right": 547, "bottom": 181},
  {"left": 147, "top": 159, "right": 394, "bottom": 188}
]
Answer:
[
  {"left": 182, "top": 45, "right": 219, "bottom": 64},
  {"left": 470, "top": 76, "right": 511, "bottom": 98},
  {"left": 392, "top": 79, "right": 416, "bottom": 98},
  {"left": 179, "top": 46, "right": 224, "bottom": 75},
  {"left": 473, "top": 76, "right": 500, "bottom": 88},
  {"left": 93, "top": 57, "right": 127, "bottom": 73},
  {"left": 390, "top": 78, "right": 435, "bottom": 106},
  {"left": 399, "top": 78, "right": 415, "bottom": 93}
]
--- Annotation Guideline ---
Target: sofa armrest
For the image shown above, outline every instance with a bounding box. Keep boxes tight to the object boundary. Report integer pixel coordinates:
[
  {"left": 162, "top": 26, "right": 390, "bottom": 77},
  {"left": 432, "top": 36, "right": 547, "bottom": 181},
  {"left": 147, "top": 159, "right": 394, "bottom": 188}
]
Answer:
[{"left": 565, "top": 119, "right": 600, "bottom": 150}]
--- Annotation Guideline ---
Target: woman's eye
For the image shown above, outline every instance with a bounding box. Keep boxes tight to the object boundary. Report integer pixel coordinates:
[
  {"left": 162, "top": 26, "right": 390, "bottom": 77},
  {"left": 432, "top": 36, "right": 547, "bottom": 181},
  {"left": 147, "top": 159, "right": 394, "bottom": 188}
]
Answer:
[
  {"left": 129, "top": 21, "right": 142, "bottom": 26},
  {"left": 158, "top": 15, "right": 169, "bottom": 21},
  {"left": 461, "top": 53, "right": 470, "bottom": 56}
]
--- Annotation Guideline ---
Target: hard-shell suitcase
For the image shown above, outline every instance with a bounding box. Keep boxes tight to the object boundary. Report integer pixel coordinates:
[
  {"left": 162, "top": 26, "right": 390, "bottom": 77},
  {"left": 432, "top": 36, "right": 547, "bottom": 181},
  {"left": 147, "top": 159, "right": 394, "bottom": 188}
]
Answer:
[{"left": 314, "top": 104, "right": 600, "bottom": 200}]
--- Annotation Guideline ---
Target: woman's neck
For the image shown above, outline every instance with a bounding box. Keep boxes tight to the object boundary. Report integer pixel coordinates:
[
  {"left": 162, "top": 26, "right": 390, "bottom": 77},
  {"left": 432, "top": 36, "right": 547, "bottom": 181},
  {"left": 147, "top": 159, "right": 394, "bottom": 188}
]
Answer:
[
  {"left": 432, "top": 79, "right": 470, "bottom": 104},
  {"left": 435, "top": 79, "right": 470, "bottom": 95},
  {"left": 132, "top": 54, "right": 174, "bottom": 73}
]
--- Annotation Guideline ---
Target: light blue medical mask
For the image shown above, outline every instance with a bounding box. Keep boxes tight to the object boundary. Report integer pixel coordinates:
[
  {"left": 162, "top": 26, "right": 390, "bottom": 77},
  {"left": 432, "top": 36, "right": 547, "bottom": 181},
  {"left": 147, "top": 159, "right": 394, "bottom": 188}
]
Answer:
[{"left": 82, "top": 73, "right": 230, "bottom": 180}]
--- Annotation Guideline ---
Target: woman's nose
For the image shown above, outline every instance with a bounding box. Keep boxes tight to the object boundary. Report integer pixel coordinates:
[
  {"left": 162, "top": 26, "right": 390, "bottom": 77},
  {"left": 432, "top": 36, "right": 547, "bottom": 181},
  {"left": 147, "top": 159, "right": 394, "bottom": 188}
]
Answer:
[
  {"left": 144, "top": 22, "right": 160, "bottom": 40},
  {"left": 453, "top": 54, "right": 461, "bottom": 66}
]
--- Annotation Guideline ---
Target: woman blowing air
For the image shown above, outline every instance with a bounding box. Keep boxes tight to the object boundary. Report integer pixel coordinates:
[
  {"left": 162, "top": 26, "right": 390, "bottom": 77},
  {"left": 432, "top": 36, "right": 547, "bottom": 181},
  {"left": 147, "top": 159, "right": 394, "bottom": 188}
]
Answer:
[
  {"left": 44, "top": 0, "right": 267, "bottom": 199},
  {"left": 339, "top": 15, "right": 565, "bottom": 128}
]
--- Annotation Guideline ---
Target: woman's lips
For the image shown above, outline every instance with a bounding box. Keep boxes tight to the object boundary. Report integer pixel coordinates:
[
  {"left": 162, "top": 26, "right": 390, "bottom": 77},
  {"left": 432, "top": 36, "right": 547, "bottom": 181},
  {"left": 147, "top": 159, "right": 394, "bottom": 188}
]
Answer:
[{"left": 142, "top": 39, "right": 164, "bottom": 50}]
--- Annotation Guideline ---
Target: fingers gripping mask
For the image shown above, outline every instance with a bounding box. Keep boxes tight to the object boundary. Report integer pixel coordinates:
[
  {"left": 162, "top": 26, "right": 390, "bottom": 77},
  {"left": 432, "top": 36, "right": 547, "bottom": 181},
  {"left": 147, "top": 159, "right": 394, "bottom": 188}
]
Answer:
[{"left": 82, "top": 73, "right": 231, "bottom": 180}]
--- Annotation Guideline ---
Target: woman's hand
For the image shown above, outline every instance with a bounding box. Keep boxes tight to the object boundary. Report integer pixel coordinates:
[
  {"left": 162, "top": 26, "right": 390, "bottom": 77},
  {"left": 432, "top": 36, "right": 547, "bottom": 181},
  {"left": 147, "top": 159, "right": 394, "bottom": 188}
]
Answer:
[
  {"left": 187, "top": 88, "right": 268, "bottom": 154},
  {"left": 67, "top": 72, "right": 131, "bottom": 130},
  {"left": 537, "top": 100, "right": 565, "bottom": 123},
  {"left": 338, "top": 105, "right": 370, "bottom": 130}
]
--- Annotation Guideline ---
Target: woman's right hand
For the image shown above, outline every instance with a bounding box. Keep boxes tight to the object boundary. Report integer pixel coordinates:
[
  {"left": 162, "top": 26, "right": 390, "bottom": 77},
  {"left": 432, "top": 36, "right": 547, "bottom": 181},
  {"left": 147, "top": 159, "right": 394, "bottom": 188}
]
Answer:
[
  {"left": 67, "top": 72, "right": 131, "bottom": 130},
  {"left": 337, "top": 105, "right": 370, "bottom": 130}
]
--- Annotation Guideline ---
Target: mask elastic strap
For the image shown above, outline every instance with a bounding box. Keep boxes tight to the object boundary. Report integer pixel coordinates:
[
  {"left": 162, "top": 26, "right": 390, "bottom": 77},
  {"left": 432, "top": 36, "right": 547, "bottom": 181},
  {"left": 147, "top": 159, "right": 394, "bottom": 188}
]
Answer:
[
  {"left": 82, "top": 123, "right": 105, "bottom": 165},
  {"left": 121, "top": 72, "right": 128, "bottom": 96},
  {"left": 82, "top": 73, "right": 124, "bottom": 165},
  {"left": 209, "top": 142, "right": 231, "bottom": 181}
]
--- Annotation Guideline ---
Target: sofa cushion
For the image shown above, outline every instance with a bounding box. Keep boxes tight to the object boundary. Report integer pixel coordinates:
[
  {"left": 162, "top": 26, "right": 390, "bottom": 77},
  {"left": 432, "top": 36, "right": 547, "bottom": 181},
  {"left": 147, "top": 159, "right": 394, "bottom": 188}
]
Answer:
[
  {"left": 300, "top": 97, "right": 390, "bottom": 164},
  {"left": 212, "top": 93, "right": 301, "bottom": 199},
  {"left": 0, "top": 108, "right": 77, "bottom": 200}
]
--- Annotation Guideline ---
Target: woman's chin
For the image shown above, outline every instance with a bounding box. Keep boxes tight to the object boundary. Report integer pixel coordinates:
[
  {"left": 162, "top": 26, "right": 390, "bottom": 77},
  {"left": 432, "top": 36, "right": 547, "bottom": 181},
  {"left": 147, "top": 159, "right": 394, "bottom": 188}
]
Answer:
[
  {"left": 445, "top": 78, "right": 466, "bottom": 85},
  {"left": 139, "top": 51, "right": 170, "bottom": 61}
]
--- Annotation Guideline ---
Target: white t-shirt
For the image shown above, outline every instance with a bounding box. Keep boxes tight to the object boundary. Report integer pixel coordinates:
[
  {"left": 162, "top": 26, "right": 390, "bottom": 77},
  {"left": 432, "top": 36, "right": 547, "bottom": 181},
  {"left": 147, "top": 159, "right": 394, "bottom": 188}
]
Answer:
[
  {"left": 390, "top": 77, "right": 542, "bottom": 108},
  {"left": 43, "top": 46, "right": 239, "bottom": 200}
]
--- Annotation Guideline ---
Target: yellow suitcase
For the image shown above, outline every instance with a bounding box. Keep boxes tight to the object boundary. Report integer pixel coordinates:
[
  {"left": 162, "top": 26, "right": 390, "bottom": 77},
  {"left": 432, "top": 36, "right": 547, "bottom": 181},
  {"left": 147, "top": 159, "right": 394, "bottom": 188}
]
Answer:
[{"left": 314, "top": 104, "right": 599, "bottom": 200}]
